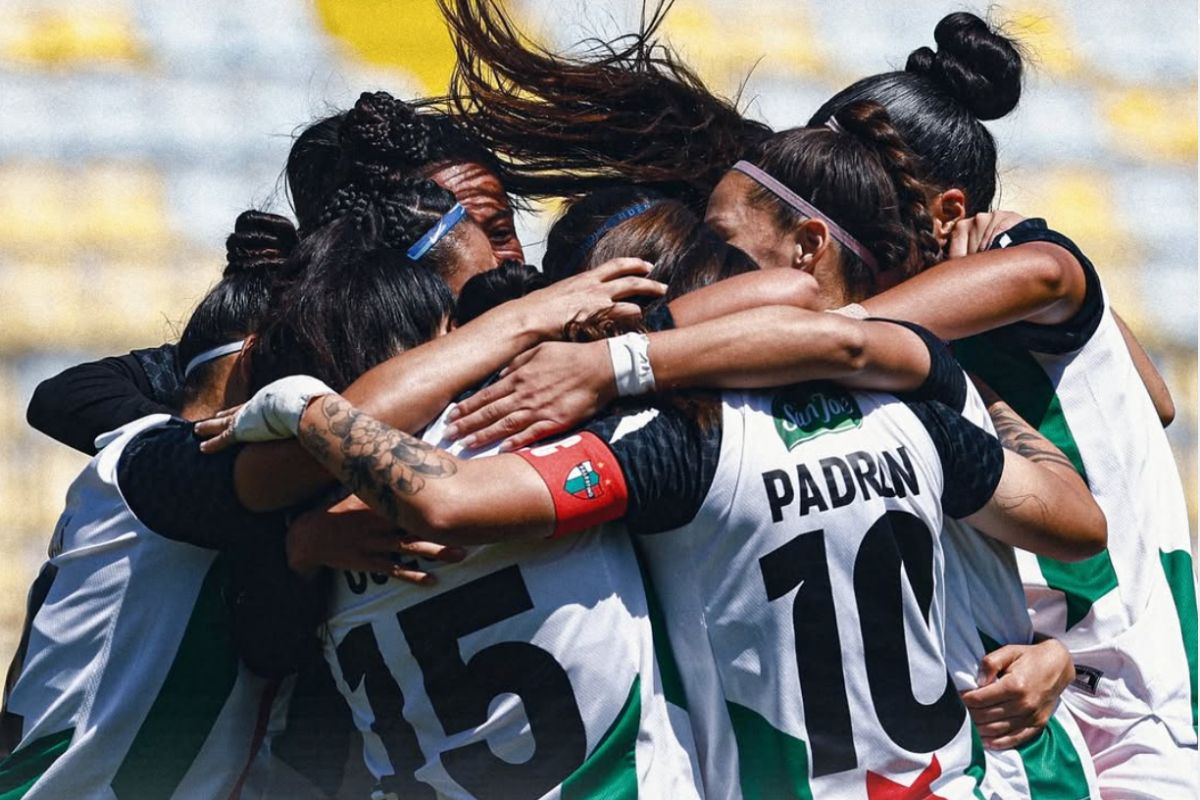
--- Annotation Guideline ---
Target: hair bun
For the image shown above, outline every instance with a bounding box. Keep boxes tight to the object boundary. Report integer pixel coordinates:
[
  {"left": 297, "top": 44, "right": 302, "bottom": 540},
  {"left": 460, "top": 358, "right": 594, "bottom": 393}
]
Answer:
[
  {"left": 904, "top": 12, "right": 1023, "bottom": 121},
  {"left": 224, "top": 210, "right": 298, "bottom": 276},
  {"left": 340, "top": 91, "right": 431, "bottom": 180}
]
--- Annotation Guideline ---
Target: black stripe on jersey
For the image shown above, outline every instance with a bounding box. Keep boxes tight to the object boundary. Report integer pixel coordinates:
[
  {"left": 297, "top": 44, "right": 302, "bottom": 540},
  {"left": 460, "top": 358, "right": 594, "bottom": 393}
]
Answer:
[
  {"left": 584, "top": 399, "right": 720, "bottom": 535},
  {"left": 866, "top": 319, "right": 968, "bottom": 412},
  {"left": 117, "top": 419, "right": 285, "bottom": 550},
  {"left": 905, "top": 400, "right": 1004, "bottom": 519},
  {"left": 984, "top": 218, "right": 1105, "bottom": 354}
]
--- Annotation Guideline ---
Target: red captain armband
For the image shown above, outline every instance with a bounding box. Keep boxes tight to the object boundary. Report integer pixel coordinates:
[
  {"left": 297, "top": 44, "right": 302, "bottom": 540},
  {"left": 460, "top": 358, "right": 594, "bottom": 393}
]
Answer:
[{"left": 514, "top": 432, "right": 629, "bottom": 539}]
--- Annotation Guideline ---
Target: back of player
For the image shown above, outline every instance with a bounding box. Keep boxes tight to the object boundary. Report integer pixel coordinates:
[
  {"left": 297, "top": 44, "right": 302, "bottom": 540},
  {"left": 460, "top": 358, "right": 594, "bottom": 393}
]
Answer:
[
  {"left": 0, "top": 416, "right": 270, "bottom": 799},
  {"left": 642, "top": 383, "right": 996, "bottom": 799},
  {"left": 941, "top": 384, "right": 1098, "bottom": 799},
  {"left": 954, "top": 220, "right": 1198, "bottom": 786},
  {"left": 319, "top": 403, "right": 701, "bottom": 799}
]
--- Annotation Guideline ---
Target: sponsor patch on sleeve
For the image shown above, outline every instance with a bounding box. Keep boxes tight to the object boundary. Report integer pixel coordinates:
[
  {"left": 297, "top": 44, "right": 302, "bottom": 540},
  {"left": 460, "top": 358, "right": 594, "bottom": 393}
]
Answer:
[{"left": 515, "top": 432, "right": 629, "bottom": 539}]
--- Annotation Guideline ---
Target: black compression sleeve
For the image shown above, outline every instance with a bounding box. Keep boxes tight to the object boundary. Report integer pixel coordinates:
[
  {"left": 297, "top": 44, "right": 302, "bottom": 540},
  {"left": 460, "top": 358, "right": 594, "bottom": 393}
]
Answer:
[
  {"left": 984, "top": 218, "right": 1105, "bottom": 354},
  {"left": 867, "top": 318, "right": 967, "bottom": 411},
  {"left": 27, "top": 344, "right": 180, "bottom": 455},
  {"left": 116, "top": 420, "right": 284, "bottom": 549},
  {"left": 583, "top": 399, "right": 721, "bottom": 534},
  {"left": 906, "top": 400, "right": 1005, "bottom": 519}
]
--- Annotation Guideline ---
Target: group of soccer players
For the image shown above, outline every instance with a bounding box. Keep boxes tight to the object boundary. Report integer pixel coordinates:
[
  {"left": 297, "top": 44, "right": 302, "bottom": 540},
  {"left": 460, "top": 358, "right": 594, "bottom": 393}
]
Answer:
[{"left": 2, "top": 1, "right": 1196, "bottom": 798}]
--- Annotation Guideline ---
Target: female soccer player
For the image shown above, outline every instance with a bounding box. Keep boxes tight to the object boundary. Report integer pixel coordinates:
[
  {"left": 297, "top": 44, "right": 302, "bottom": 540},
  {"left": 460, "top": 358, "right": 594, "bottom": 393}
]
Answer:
[
  {"left": 211, "top": 256, "right": 1107, "bottom": 800},
  {"left": 24, "top": 89, "right": 520, "bottom": 456},
  {"left": 0, "top": 212, "right": 323, "bottom": 798}
]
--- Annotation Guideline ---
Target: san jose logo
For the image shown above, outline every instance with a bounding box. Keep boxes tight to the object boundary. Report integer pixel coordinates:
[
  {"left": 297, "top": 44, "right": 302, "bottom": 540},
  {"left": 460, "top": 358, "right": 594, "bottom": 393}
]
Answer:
[
  {"left": 564, "top": 460, "right": 604, "bottom": 500},
  {"left": 772, "top": 384, "right": 863, "bottom": 450}
]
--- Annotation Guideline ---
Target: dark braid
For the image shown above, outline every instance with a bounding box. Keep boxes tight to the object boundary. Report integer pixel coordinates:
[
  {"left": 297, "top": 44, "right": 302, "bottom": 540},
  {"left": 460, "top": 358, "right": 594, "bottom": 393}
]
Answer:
[
  {"left": 316, "top": 178, "right": 455, "bottom": 255},
  {"left": 833, "top": 104, "right": 943, "bottom": 275},
  {"left": 338, "top": 91, "right": 433, "bottom": 183}
]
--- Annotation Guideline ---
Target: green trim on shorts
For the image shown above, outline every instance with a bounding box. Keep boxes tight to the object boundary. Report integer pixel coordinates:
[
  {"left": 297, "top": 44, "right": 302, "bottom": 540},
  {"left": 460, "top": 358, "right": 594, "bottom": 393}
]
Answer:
[{"left": 1160, "top": 548, "right": 1199, "bottom": 733}]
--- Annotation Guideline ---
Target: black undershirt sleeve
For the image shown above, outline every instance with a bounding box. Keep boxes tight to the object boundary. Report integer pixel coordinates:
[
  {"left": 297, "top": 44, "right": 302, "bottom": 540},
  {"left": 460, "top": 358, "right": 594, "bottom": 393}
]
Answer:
[
  {"left": 982, "top": 218, "right": 1105, "bottom": 354},
  {"left": 27, "top": 344, "right": 181, "bottom": 456},
  {"left": 866, "top": 318, "right": 968, "bottom": 412},
  {"left": 583, "top": 400, "right": 721, "bottom": 534},
  {"left": 116, "top": 419, "right": 285, "bottom": 550},
  {"left": 905, "top": 400, "right": 1005, "bottom": 519}
]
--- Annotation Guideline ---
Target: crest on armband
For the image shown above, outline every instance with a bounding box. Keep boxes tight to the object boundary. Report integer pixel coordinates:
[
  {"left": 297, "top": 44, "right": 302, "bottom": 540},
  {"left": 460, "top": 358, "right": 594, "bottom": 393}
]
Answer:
[{"left": 564, "top": 461, "right": 604, "bottom": 500}]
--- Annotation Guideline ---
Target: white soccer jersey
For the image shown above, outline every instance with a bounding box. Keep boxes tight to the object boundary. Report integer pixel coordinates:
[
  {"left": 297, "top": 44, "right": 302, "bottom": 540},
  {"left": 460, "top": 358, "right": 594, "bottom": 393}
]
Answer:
[
  {"left": 941, "top": 384, "right": 1098, "bottom": 799},
  {"left": 955, "top": 220, "right": 1198, "bottom": 750},
  {"left": 605, "top": 384, "right": 1004, "bottom": 800},
  {"left": 0, "top": 415, "right": 272, "bottom": 799},
  {"left": 319, "top": 403, "right": 702, "bottom": 800}
]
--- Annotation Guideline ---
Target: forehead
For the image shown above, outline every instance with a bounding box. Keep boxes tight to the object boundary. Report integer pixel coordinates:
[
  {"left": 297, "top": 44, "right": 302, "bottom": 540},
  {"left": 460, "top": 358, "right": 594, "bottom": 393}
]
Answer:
[
  {"left": 707, "top": 171, "right": 764, "bottom": 225},
  {"left": 426, "top": 161, "right": 508, "bottom": 207}
]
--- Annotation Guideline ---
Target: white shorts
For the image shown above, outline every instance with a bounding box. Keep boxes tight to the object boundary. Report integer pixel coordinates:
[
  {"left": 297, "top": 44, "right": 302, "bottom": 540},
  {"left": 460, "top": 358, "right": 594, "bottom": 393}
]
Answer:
[{"left": 1069, "top": 706, "right": 1199, "bottom": 800}]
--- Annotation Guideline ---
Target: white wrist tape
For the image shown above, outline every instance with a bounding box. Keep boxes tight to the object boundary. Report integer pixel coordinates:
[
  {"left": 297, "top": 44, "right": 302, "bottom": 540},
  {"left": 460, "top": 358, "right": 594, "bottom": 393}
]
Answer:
[
  {"left": 607, "top": 332, "right": 656, "bottom": 397},
  {"left": 232, "top": 375, "right": 335, "bottom": 442}
]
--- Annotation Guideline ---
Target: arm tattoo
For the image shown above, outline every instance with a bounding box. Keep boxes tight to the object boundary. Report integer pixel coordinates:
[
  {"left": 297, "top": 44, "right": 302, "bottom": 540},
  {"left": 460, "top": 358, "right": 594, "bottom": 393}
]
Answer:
[
  {"left": 989, "top": 403, "right": 1078, "bottom": 472},
  {"left": 298, "top": 395, "right": 457, "bottom": 522}
]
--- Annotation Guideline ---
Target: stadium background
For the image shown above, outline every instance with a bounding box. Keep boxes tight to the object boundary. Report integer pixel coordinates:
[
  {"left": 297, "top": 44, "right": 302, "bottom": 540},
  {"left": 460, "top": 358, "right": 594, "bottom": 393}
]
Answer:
[{"left": 0, "top": 0, "right": 1194, "bottom": 667}]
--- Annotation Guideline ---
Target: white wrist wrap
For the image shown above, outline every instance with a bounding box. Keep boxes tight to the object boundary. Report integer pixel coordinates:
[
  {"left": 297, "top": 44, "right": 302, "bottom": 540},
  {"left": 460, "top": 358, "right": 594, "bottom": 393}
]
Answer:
[
  {"left": 232, "top": 375, "right": 335, "bottom": 442},
  {"left": 607, "top": 332, "right": 656, "bottom": 397}
]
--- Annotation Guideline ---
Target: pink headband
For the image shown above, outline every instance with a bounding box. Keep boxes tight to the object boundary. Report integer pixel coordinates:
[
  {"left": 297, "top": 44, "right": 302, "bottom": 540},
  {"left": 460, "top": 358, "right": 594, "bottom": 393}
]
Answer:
[{"left": 732, "top": 160, "right": 879, "bottom": 273}]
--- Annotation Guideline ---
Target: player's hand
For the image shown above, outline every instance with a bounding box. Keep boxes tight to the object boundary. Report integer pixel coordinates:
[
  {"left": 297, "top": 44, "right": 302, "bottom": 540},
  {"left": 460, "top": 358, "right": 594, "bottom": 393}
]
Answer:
[
  {"left": 196, "top": 375, "right": 335, "bottom": 453},
  {"left": 444, "top": 340, "right": 615, "bottom": 451},
  {"left": 286, "top": 495, "right": 466, "bottom": 585},
  {"left": 518, "top": 258, "right": 665, "bottom": 340},
  {"left": 947, "top": 210, "right": 1026, "bottom": 259},
  {"left": 960, "top": 638, "right": 1074, "bottom": 750}
]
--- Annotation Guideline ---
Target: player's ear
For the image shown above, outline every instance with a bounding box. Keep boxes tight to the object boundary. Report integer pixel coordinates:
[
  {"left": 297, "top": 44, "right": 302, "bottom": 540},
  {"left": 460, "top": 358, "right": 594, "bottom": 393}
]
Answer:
[
  {"left": 792, "top": 218, "right": 829, "bottom": 273},
  {"left": 931, "top": 189, "right": 967, "bottom": 248}
]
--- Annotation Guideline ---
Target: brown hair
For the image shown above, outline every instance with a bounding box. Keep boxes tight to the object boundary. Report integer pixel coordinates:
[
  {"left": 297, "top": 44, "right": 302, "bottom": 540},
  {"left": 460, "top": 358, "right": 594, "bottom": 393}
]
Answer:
[
  {"left": 749, "top": 101, "right": 943, "bottom": 300},
  {"left": 439, "top": 0, "right": 770, "bottom": 208}
]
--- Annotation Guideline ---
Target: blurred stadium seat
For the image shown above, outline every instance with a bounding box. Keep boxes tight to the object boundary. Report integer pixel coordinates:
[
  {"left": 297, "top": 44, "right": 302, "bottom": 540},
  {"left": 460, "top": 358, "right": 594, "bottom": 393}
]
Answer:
[{"left": 0, "top": 0, "right": 1194, "bottom": 667}]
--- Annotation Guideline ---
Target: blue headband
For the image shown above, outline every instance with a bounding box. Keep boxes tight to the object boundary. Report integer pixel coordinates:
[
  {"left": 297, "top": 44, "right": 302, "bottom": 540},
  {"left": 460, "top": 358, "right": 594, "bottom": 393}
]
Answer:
[
  {"left": 563, "top": 201, "right": 659, "bottom": 275},
  {"left": 406, "top": 202, "right": 469, "bottom": 261}
]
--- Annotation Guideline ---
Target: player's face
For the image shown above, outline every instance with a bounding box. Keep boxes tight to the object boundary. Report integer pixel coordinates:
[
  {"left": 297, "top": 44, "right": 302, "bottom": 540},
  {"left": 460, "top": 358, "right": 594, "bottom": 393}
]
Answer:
[
  {"left": 705, "top": 171, "right": 796, "bottom": 273},
  {"left": 427, "top": 161, "right": 525, "bottom": 264},
  {"left": 443, "top": 219, "right": 499, "bottom": 295}
]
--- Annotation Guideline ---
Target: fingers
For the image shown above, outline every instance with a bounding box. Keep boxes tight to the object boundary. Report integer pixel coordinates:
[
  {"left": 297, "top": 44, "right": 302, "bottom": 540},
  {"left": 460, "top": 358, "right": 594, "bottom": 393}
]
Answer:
[
  {"left": 461, "top": 409, "right": 536, "bottom": 450},
  {"left": 446, "top": 379, "right": 517, "bottom": 438},
  {"left": 961, "top": 676, "right": 1022, "bottom": 710},
  {"left": 591, "top": 257, "right": 654, "bottom": 280},
  {"left": 604, "top": 276, "right": 668, "bottom": 301},
  {"left": 396, "top": 538, "right": 467, "bottom": 563},
  {"left": 193, "top": 415, "right": 232, "bottom": 440},
  {"left": 983, "top": 726, "right": 1041, "bottom": 751},
  {"left": 198, "top": 424, "right": 239, "bottom": 454},
  {"left": 977, "top": 644, "right": 1024, "bottom": 686},
  {"left": 948, "top": 220, "right": 970, "bottom": 259},
  {"left": 500, "top": 419, "right": 568, "bottom": 452},
  {"left": 608, "top": 301, "right": 648, "bottom": 321}
]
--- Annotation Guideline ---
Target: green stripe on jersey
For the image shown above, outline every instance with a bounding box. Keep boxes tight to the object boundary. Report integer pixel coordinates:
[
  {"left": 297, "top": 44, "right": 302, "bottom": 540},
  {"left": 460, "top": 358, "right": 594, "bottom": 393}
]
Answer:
[
  {"left": 632, "top": 549, "right": 688, "bottom": 710},
  {"left": 727, "top": 701, "right": 813, "bottom": 800},
  {"left": 967, "top": 724, "right": 987, "bottom": 800},
  {"left": 977, "top": 629, "right": 1003, "bottom": 656},
  {"left": 0, "top": 727, "right": 73, "bottom": 799},
  {"left": 561, "top": 677, "right": 639, "bottom": 800},
  {"left": 111, "top": 557, "right": 239, "bottom": 799},
  {"left": 1015, "top": 715, "right": 1092, "bottom": 799},
  {"left": 953, "top": 337, "right": 1118, "bottom": 631},
  {"left": 1159, "top": 549, "right": 1199, "bottom": 732}
]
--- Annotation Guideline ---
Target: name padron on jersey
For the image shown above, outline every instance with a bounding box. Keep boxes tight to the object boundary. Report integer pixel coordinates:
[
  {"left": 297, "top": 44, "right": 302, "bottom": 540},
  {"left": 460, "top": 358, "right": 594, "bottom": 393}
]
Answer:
[{"left": 762, "top": 446, "right": 922, "bottom": 523}]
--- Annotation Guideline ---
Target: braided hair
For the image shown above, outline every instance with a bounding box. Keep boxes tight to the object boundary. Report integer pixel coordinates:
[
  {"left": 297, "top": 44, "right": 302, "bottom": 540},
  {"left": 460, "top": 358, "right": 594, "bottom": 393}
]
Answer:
[
  {"left": 176, "top": 210, "right": 297, "bottom": 406},
  {"left": 809, "top": 12, "right": 1024, "bottom": 213},
  {"left": 251, "top": 181, "right": 457, "bottom": 392},
  {"left": 748, "top": 101, "right": 942, "bottom": 301},
  {"left": 286, "top": 91, "right": 509, "bottom": 232}
]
